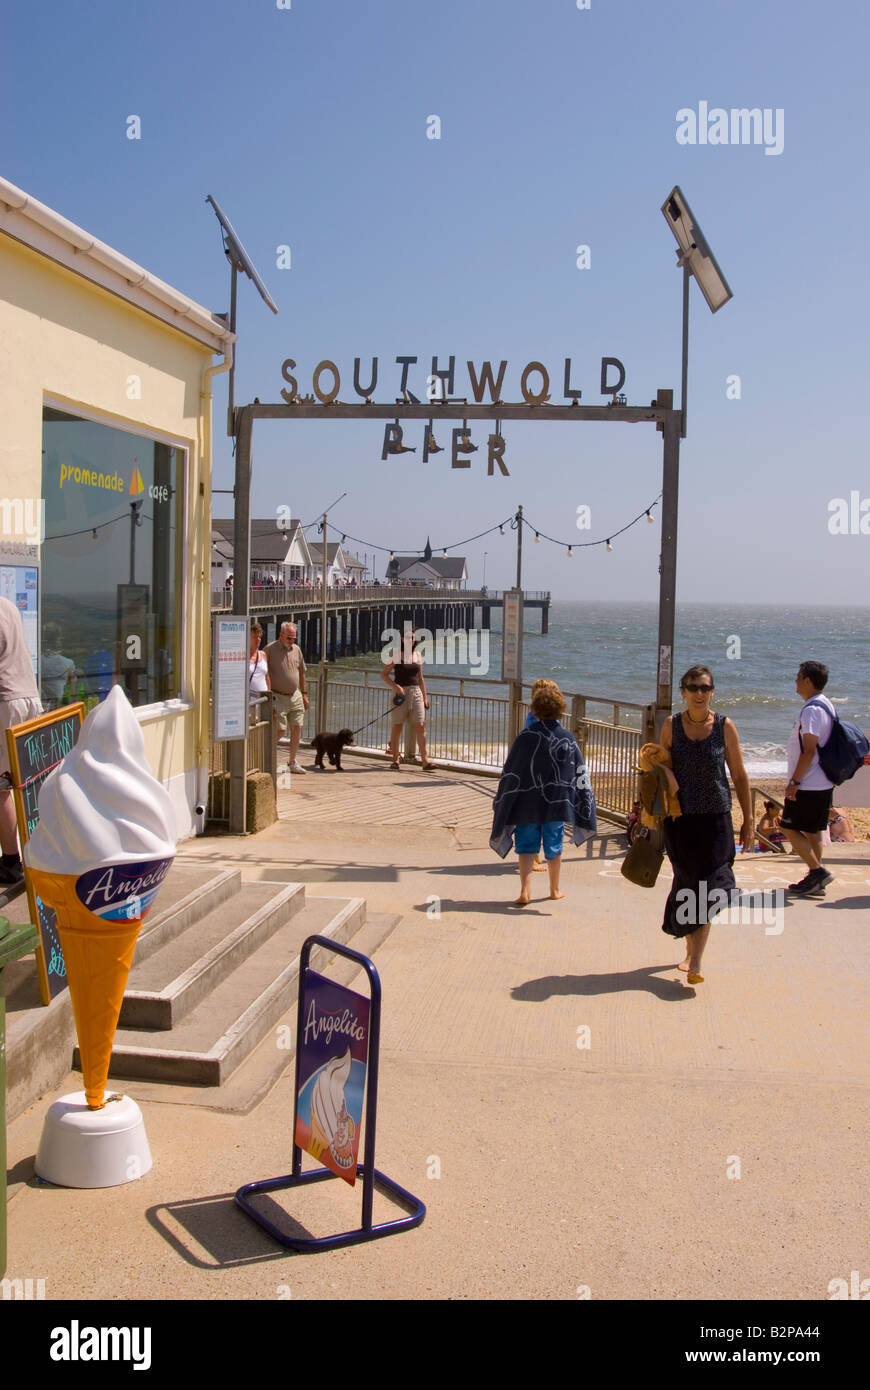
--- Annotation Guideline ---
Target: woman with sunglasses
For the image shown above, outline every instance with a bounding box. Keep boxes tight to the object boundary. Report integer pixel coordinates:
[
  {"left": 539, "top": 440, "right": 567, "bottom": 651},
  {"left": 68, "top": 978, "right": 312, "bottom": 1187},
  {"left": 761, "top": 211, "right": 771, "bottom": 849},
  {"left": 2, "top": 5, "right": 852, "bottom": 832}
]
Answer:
[{"left": 659, "top": 664, "right": 754, "bottom": 983}]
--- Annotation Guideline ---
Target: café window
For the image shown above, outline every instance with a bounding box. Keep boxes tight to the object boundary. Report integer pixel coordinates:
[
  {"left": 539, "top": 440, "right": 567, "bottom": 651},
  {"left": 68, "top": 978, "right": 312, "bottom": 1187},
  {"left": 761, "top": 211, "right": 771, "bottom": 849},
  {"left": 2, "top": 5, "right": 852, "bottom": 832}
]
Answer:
[{"left": 41, "top": 407, "right": 183, "bottom": 708}]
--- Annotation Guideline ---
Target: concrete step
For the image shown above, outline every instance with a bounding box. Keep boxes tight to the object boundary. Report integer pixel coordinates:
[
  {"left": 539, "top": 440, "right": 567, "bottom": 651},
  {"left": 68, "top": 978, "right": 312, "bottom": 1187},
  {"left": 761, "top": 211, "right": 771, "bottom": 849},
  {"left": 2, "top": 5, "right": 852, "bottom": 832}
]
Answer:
[
  {"left": 103, "top": 908, "right": 402, "bottom": 1112},
  {"left": 80, "top": 891, "right": 366, "bottom": 1088},
  {"left": 121, "top": 881, "right": 305, "bottom": 1029},
  {"left": 134, "top": 865, "right": 241, "bottom": 965}
]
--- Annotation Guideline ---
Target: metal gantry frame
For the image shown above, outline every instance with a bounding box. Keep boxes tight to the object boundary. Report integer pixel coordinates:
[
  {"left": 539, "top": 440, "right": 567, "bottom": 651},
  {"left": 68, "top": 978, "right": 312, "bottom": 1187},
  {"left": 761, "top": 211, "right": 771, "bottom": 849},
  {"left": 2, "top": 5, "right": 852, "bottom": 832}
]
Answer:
[{"left": 226, "top": 392, "right": 682, "bottom": 833}]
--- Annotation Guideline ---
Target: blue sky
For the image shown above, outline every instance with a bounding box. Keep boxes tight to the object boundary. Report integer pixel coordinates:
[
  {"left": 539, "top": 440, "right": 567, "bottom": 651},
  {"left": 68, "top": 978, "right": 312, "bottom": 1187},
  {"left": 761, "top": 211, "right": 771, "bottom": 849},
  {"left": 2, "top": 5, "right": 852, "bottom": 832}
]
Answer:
[{"left": 4, "top": 0, "right": 868, "bottom": 602}]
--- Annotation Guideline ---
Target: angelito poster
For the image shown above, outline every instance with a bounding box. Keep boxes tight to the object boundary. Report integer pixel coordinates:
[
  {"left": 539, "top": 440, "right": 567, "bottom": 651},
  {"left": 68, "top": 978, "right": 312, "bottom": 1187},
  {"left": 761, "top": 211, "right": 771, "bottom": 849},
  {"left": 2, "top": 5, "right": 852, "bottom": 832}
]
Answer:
[{"left": 295, "top": 970, "right": 370, "bottom": 1187}]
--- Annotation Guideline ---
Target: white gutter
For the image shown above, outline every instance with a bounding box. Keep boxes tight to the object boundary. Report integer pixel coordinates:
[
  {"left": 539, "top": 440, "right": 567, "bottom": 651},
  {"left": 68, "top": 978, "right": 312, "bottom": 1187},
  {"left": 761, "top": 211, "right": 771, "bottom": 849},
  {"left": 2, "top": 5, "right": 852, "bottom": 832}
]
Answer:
[{"left": 0, "top": 174, "right": 235, "bottom": 354}]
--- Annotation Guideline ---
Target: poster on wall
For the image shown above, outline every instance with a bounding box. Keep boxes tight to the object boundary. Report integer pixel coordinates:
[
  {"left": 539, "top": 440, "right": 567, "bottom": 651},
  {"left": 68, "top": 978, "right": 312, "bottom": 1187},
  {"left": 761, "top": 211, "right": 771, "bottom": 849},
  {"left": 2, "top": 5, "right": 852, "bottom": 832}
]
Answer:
[
  {"left": 501, "top": 587, "right": 524, "bottom": 684},
  {"left": 0, "top": 558, "right": 39, "bottom": 676},
  {"left": 294, "top": 970, "right": 370, "bottom": 1186},
  {"left": 212, "top": 616, "right": 248, "bottom": 740}
]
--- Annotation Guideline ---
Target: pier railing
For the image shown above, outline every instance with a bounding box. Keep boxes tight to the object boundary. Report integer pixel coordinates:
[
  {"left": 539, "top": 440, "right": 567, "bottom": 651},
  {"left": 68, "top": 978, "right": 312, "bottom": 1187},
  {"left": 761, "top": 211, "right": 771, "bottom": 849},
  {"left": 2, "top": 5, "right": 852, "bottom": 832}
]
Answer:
[
  {"left": 207, "top": 671, "right": 652, "bottom": 822},
  {"left": 212, "top": 585, "right": 550, "bottom": 611}
]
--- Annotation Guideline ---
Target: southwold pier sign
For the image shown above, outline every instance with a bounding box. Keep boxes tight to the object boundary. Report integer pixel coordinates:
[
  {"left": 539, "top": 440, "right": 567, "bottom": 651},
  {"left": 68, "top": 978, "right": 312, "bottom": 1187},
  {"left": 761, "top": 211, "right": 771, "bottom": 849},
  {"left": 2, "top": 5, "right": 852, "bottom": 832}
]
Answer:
[
  {"left": 225, "top": 372, "right": 682, "bottom": 832},
  {"left": 279, "top": 354, "right": 628, "bottom": 474}
]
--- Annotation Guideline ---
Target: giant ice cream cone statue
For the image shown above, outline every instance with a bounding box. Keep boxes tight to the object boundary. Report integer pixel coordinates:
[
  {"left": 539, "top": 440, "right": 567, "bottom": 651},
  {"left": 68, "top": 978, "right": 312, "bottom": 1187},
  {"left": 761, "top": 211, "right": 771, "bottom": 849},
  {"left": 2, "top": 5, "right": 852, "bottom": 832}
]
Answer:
[{"left": 24, "top": 685, "right": 177, "bottom": 1110}]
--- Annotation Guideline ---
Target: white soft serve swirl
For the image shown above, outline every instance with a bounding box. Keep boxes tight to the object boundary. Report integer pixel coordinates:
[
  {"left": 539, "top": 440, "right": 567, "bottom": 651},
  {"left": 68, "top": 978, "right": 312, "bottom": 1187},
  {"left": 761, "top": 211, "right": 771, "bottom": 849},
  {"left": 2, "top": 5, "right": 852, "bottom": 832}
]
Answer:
[{"left": 24, "top": 684, "right": 177, "bottom": 874}]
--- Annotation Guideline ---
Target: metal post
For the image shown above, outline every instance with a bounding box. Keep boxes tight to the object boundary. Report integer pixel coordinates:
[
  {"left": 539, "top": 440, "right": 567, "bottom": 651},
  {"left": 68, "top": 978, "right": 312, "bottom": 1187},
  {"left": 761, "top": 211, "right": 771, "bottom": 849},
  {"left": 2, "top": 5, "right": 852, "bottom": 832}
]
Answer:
[
  {"left": 226, "top": 263, "right": 238, "bottom": 437},
  {"left": 680, "top": 260, "right": 690, "bottom": 440},
  {"left": 515, "top": 503, "right": 523, "bottom": 589},
  {"left": 319, "top": 512, "right": 328, "bottom": 735},
  {"left": 229, "top": 406, "right": 253, "bottom": 834},
  {"left": 655, "top": 392, "right": 680, "bottom": 737}
]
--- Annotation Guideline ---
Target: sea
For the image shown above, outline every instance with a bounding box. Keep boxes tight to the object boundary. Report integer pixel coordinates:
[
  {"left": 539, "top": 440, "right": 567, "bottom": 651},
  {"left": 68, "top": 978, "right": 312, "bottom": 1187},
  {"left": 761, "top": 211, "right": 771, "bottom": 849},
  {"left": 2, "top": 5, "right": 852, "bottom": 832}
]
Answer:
[{"left": 333, "top": 601, "right": 870, "bottom": 779}]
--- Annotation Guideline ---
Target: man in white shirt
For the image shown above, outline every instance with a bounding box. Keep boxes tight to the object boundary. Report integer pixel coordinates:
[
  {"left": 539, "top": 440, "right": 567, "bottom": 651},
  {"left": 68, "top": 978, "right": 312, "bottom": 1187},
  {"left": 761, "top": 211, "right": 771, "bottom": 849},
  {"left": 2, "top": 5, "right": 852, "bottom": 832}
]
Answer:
[{"left": 781, "top": 661, "right": 836, "bottom": 896}]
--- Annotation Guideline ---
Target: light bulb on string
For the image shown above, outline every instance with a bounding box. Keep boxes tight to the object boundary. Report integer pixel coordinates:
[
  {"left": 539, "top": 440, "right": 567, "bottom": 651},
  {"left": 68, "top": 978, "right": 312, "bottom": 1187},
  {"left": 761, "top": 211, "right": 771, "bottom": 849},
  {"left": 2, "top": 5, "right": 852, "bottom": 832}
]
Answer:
[
  {"left": 499, "top": 525, "right": 504, "bottom": 536},
  {"left": 567, "top": 546, "right": 573, "bottom": 558},
  {"left": 646, "top": 510, "right": 654, "bottom": 524},
  {"left": 606, "top": 539, "right": 613, "bottom": 552},
  {"left": 534, "top": 532, "right": 540, "bottom": 543}
]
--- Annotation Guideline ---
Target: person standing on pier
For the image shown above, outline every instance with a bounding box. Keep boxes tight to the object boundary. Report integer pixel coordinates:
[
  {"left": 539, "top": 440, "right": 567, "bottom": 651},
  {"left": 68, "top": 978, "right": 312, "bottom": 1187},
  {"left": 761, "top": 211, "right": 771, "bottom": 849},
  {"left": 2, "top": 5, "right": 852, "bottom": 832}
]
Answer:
[
  {"left": 381, "top": 627, "right": 434, "bottom": 771},
  {"left": 659, "top": 664, "right": 754, "bottom": 984},
  {"left": 491, "top": 679, "right": 597, "bottom": 906},
  {"left": 265, "top": 622, "right": 310, "bottom": 773}
]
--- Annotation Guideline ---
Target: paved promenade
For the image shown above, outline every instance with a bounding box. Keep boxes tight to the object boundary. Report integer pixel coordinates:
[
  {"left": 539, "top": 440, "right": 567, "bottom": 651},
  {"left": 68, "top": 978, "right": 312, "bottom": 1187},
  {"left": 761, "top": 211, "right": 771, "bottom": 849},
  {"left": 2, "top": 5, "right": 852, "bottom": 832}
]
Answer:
[{"left": 6, "top": 758, "right": 870, "bottom": 1300}]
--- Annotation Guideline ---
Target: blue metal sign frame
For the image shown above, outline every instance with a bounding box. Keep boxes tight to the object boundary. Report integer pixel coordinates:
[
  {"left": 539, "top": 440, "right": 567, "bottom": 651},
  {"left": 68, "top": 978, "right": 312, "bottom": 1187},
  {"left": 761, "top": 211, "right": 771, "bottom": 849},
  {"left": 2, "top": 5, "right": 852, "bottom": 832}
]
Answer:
[{"left": 234, "top": 934, "right": 426, "bottom": 1252}]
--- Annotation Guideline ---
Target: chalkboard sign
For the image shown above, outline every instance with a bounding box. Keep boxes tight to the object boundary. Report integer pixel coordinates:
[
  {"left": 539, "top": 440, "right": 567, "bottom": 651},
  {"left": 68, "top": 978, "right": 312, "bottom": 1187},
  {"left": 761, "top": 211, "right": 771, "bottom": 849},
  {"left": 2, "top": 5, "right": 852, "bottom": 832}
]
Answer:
[{"left": 5, "top": 703, "right": 85, "bottom": 1004}]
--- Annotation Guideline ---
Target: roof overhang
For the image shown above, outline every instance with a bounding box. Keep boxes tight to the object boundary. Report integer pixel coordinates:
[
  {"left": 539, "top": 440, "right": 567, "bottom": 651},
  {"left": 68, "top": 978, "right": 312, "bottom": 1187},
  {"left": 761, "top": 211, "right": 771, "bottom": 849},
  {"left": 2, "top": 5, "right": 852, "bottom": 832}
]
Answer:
[{"left": 0, "top": 174, "right": 235, "bottom": 354}]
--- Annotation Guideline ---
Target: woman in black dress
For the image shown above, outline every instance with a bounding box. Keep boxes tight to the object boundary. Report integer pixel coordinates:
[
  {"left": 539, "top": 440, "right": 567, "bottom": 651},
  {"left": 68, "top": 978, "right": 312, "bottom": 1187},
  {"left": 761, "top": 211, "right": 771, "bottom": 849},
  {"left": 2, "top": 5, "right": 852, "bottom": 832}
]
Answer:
[{"left": 660, "top": 665, "right": 754, "bottom": 984}]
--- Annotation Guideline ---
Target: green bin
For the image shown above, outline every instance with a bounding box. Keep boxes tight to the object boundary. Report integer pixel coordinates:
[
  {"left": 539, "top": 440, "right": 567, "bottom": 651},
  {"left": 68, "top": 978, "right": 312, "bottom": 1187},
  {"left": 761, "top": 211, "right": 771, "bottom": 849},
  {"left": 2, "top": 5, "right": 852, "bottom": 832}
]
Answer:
[{"left": 0, "top": 915, "right": 40, "bottom": 1278}]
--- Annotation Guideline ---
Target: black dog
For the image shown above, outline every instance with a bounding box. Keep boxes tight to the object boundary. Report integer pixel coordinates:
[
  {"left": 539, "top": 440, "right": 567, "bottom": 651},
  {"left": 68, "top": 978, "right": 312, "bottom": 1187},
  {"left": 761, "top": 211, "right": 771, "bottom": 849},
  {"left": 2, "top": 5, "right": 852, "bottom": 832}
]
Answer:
[{"left": 311, "top": 729, "right": 354, "bottom": 771}]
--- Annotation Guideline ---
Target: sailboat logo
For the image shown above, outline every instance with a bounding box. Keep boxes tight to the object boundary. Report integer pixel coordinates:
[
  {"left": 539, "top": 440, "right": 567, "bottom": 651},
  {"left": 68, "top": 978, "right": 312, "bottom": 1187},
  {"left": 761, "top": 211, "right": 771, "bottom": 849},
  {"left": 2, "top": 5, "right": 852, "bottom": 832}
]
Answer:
[{"left": 129, "top": 466, "right": 145, "bottom": 496}]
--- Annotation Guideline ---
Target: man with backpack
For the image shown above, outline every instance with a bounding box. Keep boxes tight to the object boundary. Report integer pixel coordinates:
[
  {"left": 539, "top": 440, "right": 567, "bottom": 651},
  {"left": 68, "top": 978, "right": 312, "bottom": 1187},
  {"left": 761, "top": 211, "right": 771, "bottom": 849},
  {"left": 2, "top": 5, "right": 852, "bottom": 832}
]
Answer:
[{"left": 782, "top": 660, "right": 864, "bottom": 896}]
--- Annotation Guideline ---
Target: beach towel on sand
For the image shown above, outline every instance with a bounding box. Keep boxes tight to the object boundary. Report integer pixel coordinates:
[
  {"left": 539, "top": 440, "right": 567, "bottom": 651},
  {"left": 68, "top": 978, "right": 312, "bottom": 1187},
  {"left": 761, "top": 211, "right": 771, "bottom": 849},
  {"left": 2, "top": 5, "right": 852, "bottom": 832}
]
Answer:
[{"left": 490, "top": 719, "right": 597, "bottom": 858}]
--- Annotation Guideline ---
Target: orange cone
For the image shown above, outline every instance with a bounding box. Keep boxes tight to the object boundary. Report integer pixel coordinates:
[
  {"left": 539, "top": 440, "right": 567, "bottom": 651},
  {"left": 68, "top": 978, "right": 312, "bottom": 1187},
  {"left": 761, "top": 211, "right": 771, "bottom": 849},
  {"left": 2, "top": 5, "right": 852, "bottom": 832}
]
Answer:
[{"left": 28, "top": 868, "right": 141, "bottom": 1109}]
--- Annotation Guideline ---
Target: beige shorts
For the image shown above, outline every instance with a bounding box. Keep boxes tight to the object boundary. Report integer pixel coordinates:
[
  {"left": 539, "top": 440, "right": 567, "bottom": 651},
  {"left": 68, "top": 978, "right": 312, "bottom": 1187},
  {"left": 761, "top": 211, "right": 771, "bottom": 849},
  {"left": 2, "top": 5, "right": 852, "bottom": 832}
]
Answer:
[
  {"left": 0, "top": 697, "right": 44, "bottom": 777},
  {"left": 392, "top": 686, "right": 426, "bottom": 727},
  {"left": 274, "top": 689, "right": 306, "bottom": 733}
]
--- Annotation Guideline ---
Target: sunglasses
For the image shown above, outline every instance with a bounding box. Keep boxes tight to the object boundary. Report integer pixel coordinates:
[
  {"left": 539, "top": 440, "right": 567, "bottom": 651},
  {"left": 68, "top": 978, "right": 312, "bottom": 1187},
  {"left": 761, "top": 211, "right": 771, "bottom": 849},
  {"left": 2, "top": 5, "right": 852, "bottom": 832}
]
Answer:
[{"left": 683, "top": 683, "right": 714, "bottom": 693}]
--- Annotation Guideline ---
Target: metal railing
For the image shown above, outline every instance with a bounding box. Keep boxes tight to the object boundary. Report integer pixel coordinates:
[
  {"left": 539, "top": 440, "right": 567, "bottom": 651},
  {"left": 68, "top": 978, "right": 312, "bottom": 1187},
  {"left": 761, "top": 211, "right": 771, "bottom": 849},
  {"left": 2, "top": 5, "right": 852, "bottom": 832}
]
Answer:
[
  {"left": 212, "top": 585, "right": 551, "bottom": 611},
  {"left": 208, "top": 673, "right": 651, "bottom": 823},
  {"left": 304, "top": 669, "right": 652, "bottom": 817}
]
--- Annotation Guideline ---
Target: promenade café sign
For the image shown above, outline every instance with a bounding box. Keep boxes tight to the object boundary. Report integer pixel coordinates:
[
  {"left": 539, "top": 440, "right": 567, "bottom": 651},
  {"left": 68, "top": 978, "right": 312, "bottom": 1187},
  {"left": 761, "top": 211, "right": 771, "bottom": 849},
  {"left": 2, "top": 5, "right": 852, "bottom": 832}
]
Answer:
[{"left": 278, "top": 354, "right": 628, "bottom": 474}]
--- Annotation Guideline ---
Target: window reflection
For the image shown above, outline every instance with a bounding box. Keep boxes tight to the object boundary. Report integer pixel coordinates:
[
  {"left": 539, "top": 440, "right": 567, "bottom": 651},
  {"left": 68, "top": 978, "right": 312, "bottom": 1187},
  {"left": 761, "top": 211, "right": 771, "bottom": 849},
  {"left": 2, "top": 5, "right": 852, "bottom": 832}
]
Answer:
[{"left": 41, "top": 408, "right": 182, "bottom": 707}]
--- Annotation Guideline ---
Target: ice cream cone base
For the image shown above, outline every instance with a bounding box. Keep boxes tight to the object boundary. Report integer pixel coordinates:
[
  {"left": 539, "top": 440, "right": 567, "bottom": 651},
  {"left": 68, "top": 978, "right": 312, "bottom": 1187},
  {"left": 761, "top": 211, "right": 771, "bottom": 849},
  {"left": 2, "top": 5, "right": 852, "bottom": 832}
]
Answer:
[
  {"left": 35, "top": 1092, "right": 152, "bottom": 1189},
  {"left": 29, "top": 868, "right": 141, "bottom": 1109}
]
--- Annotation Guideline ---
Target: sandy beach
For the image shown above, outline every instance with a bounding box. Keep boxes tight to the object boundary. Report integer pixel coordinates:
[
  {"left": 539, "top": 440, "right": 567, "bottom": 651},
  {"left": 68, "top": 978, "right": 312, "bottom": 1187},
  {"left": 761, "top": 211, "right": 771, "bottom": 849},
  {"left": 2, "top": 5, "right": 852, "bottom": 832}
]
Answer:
[{"left": 732, "top": 780, "right": 870, "bottom": 843}]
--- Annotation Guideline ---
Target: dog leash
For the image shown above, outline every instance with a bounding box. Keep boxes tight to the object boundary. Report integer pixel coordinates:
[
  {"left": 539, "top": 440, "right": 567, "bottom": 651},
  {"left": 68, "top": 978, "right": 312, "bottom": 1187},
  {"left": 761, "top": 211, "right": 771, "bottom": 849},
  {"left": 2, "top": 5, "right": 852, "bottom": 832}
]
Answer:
[{"left": 350, "top": 693, "right": 406, "bottom": 738}]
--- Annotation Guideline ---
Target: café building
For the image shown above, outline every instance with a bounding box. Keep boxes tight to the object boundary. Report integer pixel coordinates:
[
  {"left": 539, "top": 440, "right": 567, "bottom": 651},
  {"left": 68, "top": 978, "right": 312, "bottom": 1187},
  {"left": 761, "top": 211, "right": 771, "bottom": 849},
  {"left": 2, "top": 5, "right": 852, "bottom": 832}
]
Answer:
[{"left": 0, "top": 174, "right": 234, "bottom": 838}]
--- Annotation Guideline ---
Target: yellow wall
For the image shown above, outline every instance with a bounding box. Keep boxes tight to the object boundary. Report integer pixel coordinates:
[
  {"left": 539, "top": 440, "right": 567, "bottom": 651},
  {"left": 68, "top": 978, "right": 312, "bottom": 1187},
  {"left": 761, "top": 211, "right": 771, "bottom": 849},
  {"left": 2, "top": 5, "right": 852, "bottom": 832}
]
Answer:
[{"left": 0, "top": 234, "right": 216, "bottom": 835}]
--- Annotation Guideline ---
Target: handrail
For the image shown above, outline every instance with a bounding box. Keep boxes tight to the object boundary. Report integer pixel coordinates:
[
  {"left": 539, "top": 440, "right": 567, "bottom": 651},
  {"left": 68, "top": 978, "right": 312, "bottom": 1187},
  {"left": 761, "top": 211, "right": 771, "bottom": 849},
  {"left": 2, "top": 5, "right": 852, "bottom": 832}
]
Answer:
[
  {"left": 212, "top": 585, "right": 552, "bottom": 609},
  {"left": 333, "top": 667, "right": 650, "bottom": 714}
]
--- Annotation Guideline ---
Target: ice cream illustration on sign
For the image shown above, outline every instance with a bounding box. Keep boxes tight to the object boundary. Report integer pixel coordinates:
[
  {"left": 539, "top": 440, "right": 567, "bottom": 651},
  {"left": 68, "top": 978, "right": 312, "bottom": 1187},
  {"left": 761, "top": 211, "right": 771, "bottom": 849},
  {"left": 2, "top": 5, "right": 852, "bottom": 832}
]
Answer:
[
  {"left": 24, "top": 684, "right": 177, "bottom": 1108},
  {"left": 309, "top": 1048, "right": 356, "bottom": 1171}
]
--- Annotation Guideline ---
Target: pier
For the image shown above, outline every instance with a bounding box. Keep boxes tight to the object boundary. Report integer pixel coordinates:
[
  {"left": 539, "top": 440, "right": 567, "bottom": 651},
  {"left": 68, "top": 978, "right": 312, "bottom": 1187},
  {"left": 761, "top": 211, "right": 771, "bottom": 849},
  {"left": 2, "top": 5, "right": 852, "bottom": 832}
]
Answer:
[{"left": 212, "top": 585, "right": 551, "bottom": 662}]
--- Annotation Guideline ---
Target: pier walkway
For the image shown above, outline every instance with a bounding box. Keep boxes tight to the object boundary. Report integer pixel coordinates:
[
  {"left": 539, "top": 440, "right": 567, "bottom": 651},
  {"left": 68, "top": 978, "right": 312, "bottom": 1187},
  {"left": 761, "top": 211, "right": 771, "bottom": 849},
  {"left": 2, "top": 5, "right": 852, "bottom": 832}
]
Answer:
[{"left": 5, "top": 758, "right": 870, "bottom": 1301}]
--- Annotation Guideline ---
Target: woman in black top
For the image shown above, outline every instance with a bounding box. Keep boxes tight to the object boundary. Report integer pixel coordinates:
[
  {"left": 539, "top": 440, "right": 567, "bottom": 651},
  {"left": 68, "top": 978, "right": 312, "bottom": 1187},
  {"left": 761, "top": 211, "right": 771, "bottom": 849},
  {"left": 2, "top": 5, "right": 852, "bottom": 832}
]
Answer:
[
  {"left": 659, "top": 665, "right": 754, "bottom": 984},
  {"left": 381, "top": 630, "right": 434, "bottom": 771}
]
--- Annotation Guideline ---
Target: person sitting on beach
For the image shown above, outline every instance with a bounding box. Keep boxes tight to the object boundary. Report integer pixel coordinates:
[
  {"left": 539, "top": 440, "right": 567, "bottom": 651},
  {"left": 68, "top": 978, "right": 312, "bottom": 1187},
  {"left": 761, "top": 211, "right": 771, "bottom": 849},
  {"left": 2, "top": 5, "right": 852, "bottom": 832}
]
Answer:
[
  {"left": 828, "top": 807, "right": 855, "bottom": 842},
  {"left": 756, "top": 800, "right": 787, "bottom": 851},
  {"left": 490, "top": 679, "right": 597, "bottom": 906}
]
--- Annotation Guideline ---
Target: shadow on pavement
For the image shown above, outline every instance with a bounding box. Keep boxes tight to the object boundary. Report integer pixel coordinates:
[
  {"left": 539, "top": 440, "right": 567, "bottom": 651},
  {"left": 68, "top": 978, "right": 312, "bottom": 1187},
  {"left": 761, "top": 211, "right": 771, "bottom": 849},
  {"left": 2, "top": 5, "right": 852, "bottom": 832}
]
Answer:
[
  {"left": 415, "top": 899, "right": 552, "bottom": 916},
  {"left": 146, "top": 1194, "right": 303, "bottom": 1269},
  {"left": 814, "top": 895, "right": 870, "bottom": 911},
  {"left": 512, "top": 964, "right": 693, "bottom": 1003}
]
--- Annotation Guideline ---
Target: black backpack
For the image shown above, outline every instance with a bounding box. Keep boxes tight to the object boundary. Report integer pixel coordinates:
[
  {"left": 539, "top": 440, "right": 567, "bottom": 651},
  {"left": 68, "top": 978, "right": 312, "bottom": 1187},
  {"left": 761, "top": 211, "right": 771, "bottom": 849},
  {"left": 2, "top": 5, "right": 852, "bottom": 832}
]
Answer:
[{"left": 800, "top": 697, "right": 870, "bottom": 786}]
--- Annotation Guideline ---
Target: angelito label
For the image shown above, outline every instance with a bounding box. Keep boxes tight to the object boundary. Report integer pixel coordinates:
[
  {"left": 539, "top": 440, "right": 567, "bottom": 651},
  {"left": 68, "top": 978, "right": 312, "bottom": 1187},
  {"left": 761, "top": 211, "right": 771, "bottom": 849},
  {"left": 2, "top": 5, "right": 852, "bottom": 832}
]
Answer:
[{"left": 75, "top": 857, "right": 173, "bottom": 921}]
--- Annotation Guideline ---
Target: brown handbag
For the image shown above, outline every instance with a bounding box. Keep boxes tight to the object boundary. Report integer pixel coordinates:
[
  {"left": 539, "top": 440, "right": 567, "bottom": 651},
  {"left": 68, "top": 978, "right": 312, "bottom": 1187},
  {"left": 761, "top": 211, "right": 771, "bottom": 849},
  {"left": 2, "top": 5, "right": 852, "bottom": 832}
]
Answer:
[{"left": 620, "top": 825, "right": 664, "bottom": 888}]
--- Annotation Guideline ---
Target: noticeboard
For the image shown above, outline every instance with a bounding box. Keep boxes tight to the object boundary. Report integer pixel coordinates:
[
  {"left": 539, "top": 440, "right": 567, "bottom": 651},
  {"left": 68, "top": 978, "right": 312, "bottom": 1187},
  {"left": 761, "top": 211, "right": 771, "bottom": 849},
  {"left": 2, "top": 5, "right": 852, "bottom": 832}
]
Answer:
[
  {"left": 501, "top": 588, "right": 524, "bottom": 684},
  {"left": 294, "top": 970, "right": 370, "bottom": 1187},
  {"left": 5, "top": 703, "right": 85, "bottom": 1004},
  {"left": 212, "top": 616, "right": 249, "bottom": 741}
]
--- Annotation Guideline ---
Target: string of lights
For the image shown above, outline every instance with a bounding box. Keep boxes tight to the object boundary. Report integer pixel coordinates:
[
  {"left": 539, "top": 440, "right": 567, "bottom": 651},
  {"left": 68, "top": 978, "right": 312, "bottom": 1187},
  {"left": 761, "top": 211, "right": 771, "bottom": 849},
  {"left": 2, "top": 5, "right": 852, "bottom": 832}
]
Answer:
[
  {"left": 298, "top": 493, "right": 662, "bottom": 560},
  {"left": 43, "top": 506, "right": 158, "bottom": 543},
  {"left": 523, "top": 495, "right": 662, "bottom": 556}
]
